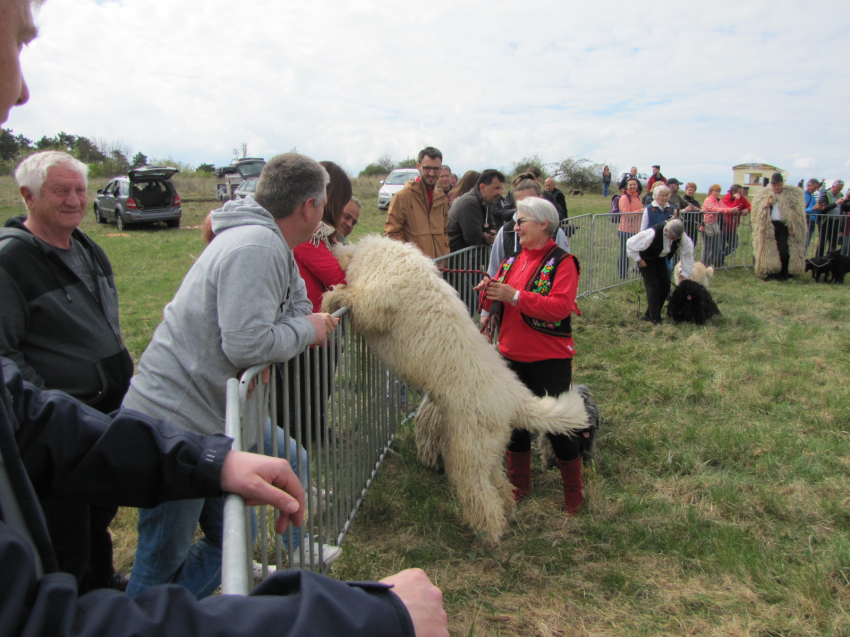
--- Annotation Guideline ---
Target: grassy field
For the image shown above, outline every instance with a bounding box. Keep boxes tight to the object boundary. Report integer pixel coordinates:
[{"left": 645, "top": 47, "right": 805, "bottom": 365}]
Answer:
[{"left": 3, "top": 173, "right": 850, "bottom": 635}]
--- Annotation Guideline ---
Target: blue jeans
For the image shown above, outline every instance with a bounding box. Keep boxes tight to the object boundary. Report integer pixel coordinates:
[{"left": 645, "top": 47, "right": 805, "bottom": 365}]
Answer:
[
  {"left": 603, "top": 182, "right": 610, "bottom": 198},
  {"left": 127, "top": 421, "right": 307, "bottom": 599}
]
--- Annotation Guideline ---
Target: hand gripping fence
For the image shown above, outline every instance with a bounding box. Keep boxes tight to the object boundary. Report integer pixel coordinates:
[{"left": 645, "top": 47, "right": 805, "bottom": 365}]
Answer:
[
  {"left": 223, "top": 209, "right": 813, "bottom": 594},
  {"left": 222, "top": 307, "right": 419, "bottom": 593}
]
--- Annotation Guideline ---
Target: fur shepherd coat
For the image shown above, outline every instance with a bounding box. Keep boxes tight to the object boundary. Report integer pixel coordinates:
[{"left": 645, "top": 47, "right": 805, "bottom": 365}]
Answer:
[{"left": 750, "top": 185, "right": 806, "bottom": 277}]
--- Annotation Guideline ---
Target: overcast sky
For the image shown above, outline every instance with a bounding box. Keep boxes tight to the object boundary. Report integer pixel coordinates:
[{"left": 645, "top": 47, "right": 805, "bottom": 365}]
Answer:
[{"left": 7, "top": 0, "right": 849, "bottom": 189}]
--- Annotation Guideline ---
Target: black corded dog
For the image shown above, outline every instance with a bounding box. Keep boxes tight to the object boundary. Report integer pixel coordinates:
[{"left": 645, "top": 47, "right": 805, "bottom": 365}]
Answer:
[
  {"left": 826, "top": 251, "right": 850, "bottom": 284},
  {"left": 666, "top": 280, "right": 721, "bottom": 325},
  {"left": 805, "top": 256, "right": 833, "bottom": 282}
]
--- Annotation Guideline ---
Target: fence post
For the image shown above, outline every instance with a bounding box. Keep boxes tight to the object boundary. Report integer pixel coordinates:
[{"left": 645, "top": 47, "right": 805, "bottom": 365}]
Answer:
[{"left": 222, "top": 378, "right": 250, "bottom": 595}]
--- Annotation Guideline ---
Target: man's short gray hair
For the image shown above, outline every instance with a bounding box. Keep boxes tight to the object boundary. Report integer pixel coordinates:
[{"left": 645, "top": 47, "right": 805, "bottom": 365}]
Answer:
[
  {"left": 516, "top": 196, "right": 559, "bottom": 236},
  {"left": 15, "top": 151, "right": 88, "bottom": 196},
  {"left": 255, "top": 153, "right": 330, "bottom": 220},
  {"left": 665, "top": 218, "right": 685, "bottom": 239},
  {"left": 349, "top": 196, "right": 362, "bottom": 210}
]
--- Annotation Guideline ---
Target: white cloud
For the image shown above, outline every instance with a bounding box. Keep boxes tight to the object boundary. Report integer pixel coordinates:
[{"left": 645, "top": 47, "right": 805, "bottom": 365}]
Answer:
[{"left": 6, "top": 0, "right": 850, "bottom": 190}]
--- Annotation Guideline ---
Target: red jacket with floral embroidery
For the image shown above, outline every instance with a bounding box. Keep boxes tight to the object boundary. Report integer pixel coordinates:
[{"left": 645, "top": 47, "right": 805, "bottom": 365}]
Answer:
[{"left": 483, "top": 239, "right": 579, "bottom": 363}]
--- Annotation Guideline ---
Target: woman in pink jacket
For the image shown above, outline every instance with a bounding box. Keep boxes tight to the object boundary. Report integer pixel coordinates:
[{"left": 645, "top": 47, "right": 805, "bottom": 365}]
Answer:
[
  {"left": 702, "top": 184, "right": 741, "bottom": 267},
  {"left": 617, "top": 178, "right": 644, "bottom": 278}
]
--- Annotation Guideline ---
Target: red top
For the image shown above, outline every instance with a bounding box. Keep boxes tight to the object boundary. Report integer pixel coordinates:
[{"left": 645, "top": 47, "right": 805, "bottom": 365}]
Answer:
[
  {"left": 647, "top": 175, "right": 667, "bottom": 192},
  {"left": 484, "top": 238, "right": 578, "bottom": 363},
  {"left": 721, "top": 192, "right": 751, "bottom": 232},
  {"left": 293, "top": 241, "right": 346, "bottom": 312}
]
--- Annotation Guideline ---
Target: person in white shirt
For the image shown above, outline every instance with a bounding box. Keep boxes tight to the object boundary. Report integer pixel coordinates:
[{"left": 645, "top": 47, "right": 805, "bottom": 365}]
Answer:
[{"left": 627, "top": 218, "right": 694, "bottom": 325}]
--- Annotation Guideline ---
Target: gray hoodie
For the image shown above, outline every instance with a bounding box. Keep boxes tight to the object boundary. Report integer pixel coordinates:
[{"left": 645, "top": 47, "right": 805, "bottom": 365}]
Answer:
[{"left": 122, "top": 197, "right": 315, "bottom": 445}]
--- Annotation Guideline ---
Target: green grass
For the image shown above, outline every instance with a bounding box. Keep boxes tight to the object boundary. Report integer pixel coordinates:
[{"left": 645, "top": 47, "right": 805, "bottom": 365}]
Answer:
[{"left": 3, "top": 174, "right": 850, "bottom": 635}]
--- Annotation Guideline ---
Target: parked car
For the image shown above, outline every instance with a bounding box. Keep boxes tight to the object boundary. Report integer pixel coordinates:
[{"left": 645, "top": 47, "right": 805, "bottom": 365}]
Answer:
[
  {"left": 233, "top": 178, "right": 258, "bottom": 200},
  {"left": 94, "top": 167, "right": 182, "bottom": 230},
  {"left": 215, "top": 158, "right": 265, "bottom": 203},
  {"left": 377, "top": 168, "right": 420, "bottom": 210},
  {"left": 617, "top": 172, "right": 650, "bottom": 189}
]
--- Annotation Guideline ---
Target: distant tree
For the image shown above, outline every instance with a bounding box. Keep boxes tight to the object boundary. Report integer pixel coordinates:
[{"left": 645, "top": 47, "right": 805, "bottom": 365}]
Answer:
[
  {"left": 0, "top": 129, "right": 19, "bottom": 161},
  {"left": 241, "top": 142, "right": 248, "bottom": 159},
  {"left": 509, "top": 154, "right": 548, "bottom": 180},
  {"left": 376, "top": 154, "right": 395, "bottom": 173},
  {"left": 35, "top": 135, "right": 59, "bottom": 150},
  {"left": 397, "top": 156, "right": 417, "bottom": 169},
  {"left": 131, "top": 152, "right": 148, "bottom": 168},
  {"left": 73, "top": 136, "right": 106, "bottom": 163},
  {"left": 56, "top": 131, "right": 77, "bottom": 152},
  {"left": 14, "top": 132, "right": 32, "bottom": 153},
  {"left": 551, "top": 157, "right": 606, "bottom": 191},
  {"left": 359, "top": 153, "right": 405, "bottom": 177},
  {"left": 197, "top": 163, "right": 215, "bottom": 174}
]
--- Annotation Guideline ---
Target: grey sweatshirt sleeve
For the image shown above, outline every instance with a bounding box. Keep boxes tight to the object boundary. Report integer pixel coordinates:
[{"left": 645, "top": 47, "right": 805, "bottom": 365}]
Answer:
[{"left": 215, "top": 244, "right": 317, "bottom": 369}]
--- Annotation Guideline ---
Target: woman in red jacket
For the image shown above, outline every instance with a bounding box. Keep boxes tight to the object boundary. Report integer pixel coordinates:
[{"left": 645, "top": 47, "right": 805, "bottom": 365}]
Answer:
[
  {"left": 477, "top": 196, "right": 584, "bottom": 514},
  {"left": 293, "top": 161, "right": 351, "bottom": 311},
  {"left": 719, "top": 184, "right": 751, "bottom": 265},
  {"left": 702, "top": 184, "right": 741, "bottom": 267},
  {"left": 285, "top": 161, "right": 351, "bottom": 444}
]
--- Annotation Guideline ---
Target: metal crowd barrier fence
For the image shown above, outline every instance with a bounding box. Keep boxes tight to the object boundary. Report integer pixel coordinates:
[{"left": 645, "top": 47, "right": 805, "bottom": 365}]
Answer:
[
  {"left": 223, "top": 206, "right": 836, "bottom": 594},
  {"left": 434, "top": 244, "right": 491, "bottom": 316},
  {"left": 222, "top": 307, "right": 417, "bottom": 594}
]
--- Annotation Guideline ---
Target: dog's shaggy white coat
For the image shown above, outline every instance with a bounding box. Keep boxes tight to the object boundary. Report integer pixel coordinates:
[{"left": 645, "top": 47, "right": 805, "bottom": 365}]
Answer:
[{"left": 323, "top": 235, "right": 589, "bottom": 542}]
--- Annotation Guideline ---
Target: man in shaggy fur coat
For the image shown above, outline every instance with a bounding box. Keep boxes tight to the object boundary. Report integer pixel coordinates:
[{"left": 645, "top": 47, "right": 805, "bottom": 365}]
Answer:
[{"left": 751, "top": 173, "right": 806, "bottom": 280}]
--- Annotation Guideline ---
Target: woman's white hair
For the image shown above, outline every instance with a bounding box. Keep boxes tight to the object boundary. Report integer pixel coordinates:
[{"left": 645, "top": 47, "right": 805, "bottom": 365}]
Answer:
[
  {"left": 516, "top": 196, "right": 559, "bottom": 236},
  {"left": 15, "top": 151, "right": 88, "bottom": 197},
  {"left": 653, "top": 184, "right": 670, "bottom": 198}
]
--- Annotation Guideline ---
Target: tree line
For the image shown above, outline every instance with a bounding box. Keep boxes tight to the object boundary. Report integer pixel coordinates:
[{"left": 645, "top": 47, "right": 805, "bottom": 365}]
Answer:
[
  {"left": 0, "top": 128, "right": 216, "bottom": 178},
  {"left": 359, "top": 151, "right": 615, "bottom": 192}
]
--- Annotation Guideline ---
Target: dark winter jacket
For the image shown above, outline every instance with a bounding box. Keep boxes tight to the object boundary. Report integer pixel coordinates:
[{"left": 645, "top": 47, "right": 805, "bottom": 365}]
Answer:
[
  {"left": 447, "top": 188, "right": 495, "bottom": 251},
  {"left": 0, "top": 357, "right": 415, "bottom": 637},
  {"left": 0, "top": 217, "right": 133, "bottom": 414}
]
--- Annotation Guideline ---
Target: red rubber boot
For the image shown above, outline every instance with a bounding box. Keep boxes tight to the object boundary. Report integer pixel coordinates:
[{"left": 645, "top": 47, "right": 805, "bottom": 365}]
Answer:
[
  {"left": 557, "top": 457, "right": 584, "bottom": 515},
  {"left": 507, "top": 450, "right": 532, "bottom": 501}
]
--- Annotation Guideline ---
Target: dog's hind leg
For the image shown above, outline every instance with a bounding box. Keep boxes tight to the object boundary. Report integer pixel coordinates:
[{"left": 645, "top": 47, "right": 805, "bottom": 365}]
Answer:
[
  {"left": 441, "top": 424, "right": 509, "bottom": 544},
  {"left": 414, "top": 393, "right": 446, "bottom": 471}
]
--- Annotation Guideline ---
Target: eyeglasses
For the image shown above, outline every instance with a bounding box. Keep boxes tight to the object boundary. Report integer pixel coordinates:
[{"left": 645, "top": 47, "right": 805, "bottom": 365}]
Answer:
[
  {"left": 515, "top": 217, "right": 530, "bottom": 227},
  {"left": 420, "top": 166, "right": 442, "bottom": 173}
]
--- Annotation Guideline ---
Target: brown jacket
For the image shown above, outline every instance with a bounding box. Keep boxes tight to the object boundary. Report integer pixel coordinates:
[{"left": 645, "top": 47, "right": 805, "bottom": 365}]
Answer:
[{"left": 383, "top": 179, "right": 450, "bottom": 258}]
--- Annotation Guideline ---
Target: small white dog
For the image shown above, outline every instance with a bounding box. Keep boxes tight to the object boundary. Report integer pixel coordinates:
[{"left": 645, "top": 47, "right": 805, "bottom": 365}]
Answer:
[
  {"left": 322, "top": 236, "right": 588, "bottom": 542},
  {"left": 675, "top": 261, "right": 714, "bottom": 287}
]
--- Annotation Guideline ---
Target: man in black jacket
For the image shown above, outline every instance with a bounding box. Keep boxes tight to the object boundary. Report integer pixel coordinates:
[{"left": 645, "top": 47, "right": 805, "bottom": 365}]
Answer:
[
  {"left": 544, "top": 178, "right": 569, "bottom": 218},
  {"left": 0, "top": 150, "right": 135, "bottom": 591},
  {"left": 0, "top": 356, "right": 446, "bottom": 637},
  {"left": 447, "top": 168, "right": 505, "bottom": 251}
]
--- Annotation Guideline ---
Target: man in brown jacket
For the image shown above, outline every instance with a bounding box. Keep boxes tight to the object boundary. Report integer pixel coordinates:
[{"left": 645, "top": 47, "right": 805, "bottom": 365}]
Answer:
[{"left": 384, "top": 147, "right": 450, "bottom": 258}]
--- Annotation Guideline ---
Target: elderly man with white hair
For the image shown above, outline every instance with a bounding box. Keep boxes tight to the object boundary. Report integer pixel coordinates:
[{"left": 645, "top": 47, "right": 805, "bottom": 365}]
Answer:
[
  {"left": 627, "top": 218, "right": 694, "bottom": 325},
  {"left": 0, "top": 150, "right": 134, "bottom": 591}
]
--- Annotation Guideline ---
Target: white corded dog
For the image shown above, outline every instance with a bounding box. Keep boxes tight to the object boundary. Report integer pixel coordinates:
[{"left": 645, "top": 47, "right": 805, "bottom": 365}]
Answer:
[{"left": 322, "top": 235, "right": 589, "bottom": 543}]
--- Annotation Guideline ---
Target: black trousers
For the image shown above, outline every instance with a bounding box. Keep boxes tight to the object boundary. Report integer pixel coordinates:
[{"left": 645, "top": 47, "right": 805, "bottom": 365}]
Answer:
[
  {"left": 817, "top": 216, "right": 842, "bottom": 256},
  {"left": 639, "top": 256, "right": 671, "bottom": 324},
  {"left": 503, "top": 356, "right": 580, "bottom": 461},
  {"left": 772, "top": 220, "right": 790, "bottom": 277}
]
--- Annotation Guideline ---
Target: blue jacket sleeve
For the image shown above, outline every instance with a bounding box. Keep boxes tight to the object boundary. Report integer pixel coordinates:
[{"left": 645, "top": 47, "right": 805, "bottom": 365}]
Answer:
[
  {"left": 4, "top": 568, "right": 413, "bottom": 637},
  {"left": 5, "top": 357, "right": 230, "bottom": 507}
]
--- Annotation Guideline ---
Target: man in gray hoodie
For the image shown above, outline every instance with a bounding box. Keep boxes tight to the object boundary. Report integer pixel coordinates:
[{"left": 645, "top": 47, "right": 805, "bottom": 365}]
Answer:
[{"left": 122, "top": 152, "right": 341, "bottom": 599}]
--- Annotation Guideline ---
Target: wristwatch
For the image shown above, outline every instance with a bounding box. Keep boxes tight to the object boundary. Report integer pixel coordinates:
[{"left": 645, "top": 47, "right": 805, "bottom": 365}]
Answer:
[{"left": 510, "top": 290, "right": 520, "bottom": 307}]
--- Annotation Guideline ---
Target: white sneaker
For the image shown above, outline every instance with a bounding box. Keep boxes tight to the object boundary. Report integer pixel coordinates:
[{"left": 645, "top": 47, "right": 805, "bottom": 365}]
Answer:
[
  {"left": 289, "top": 543, "right": 342, "bottom": 567},
  {"left": 252, "top": 560, "right": 278, "bottom": 580}
]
